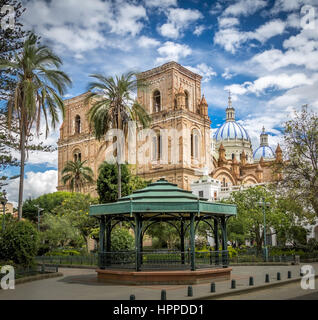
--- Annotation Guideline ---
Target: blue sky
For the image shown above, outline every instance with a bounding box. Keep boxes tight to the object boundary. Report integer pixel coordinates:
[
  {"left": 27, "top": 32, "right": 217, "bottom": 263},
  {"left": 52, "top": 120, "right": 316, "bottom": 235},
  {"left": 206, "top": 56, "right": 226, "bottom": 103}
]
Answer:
[{"left": 3, "top": 0, "right": 318, "bottom": 204}]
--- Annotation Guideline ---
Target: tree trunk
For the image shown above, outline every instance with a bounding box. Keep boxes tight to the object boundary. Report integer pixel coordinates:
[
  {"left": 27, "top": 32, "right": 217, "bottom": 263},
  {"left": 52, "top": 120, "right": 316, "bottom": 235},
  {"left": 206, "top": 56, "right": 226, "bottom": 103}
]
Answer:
[
  {"left": 117, "top": 162, "right": 121, "bottom": 199},
  {"left": 17, "top": 123, "right": 26, "bottom": 221}
]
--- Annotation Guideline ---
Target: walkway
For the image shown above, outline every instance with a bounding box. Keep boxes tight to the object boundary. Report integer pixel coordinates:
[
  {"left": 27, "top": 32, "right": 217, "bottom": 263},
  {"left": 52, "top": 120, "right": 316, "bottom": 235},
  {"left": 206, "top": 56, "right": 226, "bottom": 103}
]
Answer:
[{"left": 0, "top": 263, "right": 317, "bottom": 300}]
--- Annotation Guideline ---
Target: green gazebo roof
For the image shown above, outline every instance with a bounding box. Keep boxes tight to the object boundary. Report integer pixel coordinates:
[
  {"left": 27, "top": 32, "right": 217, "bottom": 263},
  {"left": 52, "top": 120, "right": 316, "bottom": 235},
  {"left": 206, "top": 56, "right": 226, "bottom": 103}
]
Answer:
[{"left": 89, "top": 178, "right": 237, "bottom": 217}]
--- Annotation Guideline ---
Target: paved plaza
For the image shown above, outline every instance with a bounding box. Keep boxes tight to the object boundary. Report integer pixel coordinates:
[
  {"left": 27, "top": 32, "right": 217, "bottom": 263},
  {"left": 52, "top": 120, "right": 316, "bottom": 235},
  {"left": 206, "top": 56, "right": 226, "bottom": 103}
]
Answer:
[{"left": 0, "top": 263, "right": 317, "bottom": 300}]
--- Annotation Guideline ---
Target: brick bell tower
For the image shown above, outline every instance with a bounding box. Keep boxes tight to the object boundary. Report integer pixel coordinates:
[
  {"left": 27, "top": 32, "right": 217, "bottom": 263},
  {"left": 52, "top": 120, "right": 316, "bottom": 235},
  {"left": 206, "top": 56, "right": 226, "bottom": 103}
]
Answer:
[{"left": 135, "top": 61, "right": 212, "bottom": 190}]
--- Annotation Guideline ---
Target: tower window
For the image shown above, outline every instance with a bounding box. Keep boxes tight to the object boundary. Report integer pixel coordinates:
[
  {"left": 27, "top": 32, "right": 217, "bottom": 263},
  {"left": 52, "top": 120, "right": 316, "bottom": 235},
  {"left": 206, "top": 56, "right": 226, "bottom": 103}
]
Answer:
[
  {"left": 75, "top": 115, "right": 81, "bottom": 134},
  {"left": 191, "top": 129, "right": 199, "bottom": 159},
  {"left": 152, "top": 133, "right": 161, "bottom": 161},
  {"left": 185, "top": 91, "right": 189, "bottom": 109},
  {"left": 73, "top": 150, "right": 82, "bottom": 162},
  {"left": 199, "top": 191, "right": 204, "bottom": 198},
  {"left": 153, "top": 90, "right": 161, "bottom": 113}
]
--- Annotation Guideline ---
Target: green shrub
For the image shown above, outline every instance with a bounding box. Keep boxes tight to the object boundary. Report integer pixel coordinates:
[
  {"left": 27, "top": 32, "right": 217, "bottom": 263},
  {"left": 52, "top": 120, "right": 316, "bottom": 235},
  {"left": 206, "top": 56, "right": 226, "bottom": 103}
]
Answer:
[
  {"left": 111, "top": 228, "right": 134, "bottom": 251},
  {"left": 0, "top": 220, "right": 39, "bottom": 267},
  {"left": 44, "top": 249, "right": 81, "bottom": 256}
]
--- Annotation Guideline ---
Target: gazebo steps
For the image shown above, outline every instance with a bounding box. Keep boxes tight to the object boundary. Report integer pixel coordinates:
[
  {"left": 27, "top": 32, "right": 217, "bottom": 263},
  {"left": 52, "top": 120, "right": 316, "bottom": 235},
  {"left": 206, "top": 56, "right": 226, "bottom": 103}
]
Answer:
[{"left": 96, "top": 267, "right": 232, "bottom": 285}]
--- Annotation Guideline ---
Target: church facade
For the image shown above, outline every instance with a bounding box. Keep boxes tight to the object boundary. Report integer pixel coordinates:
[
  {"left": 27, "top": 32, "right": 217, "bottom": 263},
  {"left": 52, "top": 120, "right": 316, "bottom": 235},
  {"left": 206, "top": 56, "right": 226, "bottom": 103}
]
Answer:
[{"left": 57, "top": 61, "right": 282, "bottom": 196}]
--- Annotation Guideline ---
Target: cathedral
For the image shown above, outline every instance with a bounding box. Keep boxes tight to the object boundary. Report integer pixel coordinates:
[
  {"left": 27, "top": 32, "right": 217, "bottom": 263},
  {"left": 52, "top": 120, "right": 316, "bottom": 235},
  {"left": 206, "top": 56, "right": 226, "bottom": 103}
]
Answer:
[{"left": 57, "top": 61, "right": 282, "bottom": 197}]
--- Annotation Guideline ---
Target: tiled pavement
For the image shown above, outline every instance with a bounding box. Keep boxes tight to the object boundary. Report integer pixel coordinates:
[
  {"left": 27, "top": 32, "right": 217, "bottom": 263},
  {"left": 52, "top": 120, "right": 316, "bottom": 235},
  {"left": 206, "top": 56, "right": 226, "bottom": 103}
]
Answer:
[{"left": 0, "top": 263, "right": 317, "bottom": 300}]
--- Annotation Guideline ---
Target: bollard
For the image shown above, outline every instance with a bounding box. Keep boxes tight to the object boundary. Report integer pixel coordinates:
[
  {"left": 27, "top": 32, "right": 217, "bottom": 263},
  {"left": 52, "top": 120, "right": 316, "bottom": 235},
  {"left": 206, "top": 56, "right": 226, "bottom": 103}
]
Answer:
[
  {"left": 277, "top": 272, "right": 281, "bottom": 281},
  {"left": 288, "top": 271, "right": 292, "bottom": 279},
  {"left": 265, "top": 274, "right": 270, "bottom": 283},
  {"left": 249, "top": 277, "right": 254, "bottom": 286},
  {"left": 231, "top": 279, "right": 236, "bottom": 289},
  {"left": 130, "top": 294, "right": 135, "bottom": 300},
  {"left": 210, "top": 282, "right": 215, "bottom": 293},
  {"left": 187, "top": 285, "right": 193, "bottom": 297},
  {"left": 161, "top": 289, "right": 167, "bottom": 300}
]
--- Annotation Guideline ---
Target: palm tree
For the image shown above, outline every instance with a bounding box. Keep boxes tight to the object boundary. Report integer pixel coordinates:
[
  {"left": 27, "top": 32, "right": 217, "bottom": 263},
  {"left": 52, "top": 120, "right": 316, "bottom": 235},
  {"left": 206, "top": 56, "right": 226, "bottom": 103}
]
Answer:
[
  {"left": 0, "top": 34, "right": 72, "bottom": 220},
  {"left": 61, "top": 160, "right": 94, "bottom": 192},
  {"left": 86, "top": 72, "right": 151, "bottom": 199}
]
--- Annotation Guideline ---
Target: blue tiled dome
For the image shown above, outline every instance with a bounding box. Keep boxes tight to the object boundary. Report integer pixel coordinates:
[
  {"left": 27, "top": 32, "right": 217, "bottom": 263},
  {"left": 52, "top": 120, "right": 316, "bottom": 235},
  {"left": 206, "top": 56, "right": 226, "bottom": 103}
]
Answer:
[
  {"left": 253, "top": 145, "right": 275, "bottom": 160},
  {"left": 214, "top": 121, "right": 250, "bottom": 141}
]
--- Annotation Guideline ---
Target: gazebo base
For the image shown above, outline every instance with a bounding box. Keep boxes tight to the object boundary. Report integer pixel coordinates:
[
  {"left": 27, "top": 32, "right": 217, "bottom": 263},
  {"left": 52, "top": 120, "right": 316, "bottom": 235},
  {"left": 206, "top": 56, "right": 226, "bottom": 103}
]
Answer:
[{"left": 96, "top": 267, "right": 232, "bottom": 285}]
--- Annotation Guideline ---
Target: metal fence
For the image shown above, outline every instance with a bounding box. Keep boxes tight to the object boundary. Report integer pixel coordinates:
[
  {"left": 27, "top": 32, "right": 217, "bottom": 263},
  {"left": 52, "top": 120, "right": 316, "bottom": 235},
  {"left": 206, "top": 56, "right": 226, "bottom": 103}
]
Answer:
[
  {"left": 15, "top": 264, "right": 58, "bottom": 279},
  {"left": 35, "top": 254, "right": 98, "bottom": 266},
  {"left": 98, "top": 250, "right": 229, "bottom": 270}
]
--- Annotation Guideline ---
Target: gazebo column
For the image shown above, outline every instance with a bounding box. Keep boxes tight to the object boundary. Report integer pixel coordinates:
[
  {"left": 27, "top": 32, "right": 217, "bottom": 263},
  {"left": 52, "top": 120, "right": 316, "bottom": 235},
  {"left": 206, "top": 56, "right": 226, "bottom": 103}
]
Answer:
[
  {"left": 134, "top": 213, "right": 142, "bottom": 271},
  {"left": 214, "top": 218, "right": 219, "bottom": 265},
  {"left": 180, "top": 219, "right": 185, "bottom": 264},
  {"left": 140, "top": 218, "right": 143, "bottom": 265},
  {"left": 220, "top": 216, "right": 228, "bottom": 268},
  {"left": 190, "top": 213, "right": 196, "bottom": 271},
  {"left": 99, "top": 216, "right": 105, "bottom": 269},
  {"left": 105, "top": 216, "right": 112, "bottom": 266}
]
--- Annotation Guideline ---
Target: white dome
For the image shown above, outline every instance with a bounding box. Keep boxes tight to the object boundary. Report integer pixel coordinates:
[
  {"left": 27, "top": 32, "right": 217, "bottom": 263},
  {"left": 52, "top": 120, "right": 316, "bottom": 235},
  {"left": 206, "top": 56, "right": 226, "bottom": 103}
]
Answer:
[
  {"left": 253, "top": 145, "right": 275, "bottom": 160},
  {"left": 214, "top": 121, "right": 250, "bottom": 141}
]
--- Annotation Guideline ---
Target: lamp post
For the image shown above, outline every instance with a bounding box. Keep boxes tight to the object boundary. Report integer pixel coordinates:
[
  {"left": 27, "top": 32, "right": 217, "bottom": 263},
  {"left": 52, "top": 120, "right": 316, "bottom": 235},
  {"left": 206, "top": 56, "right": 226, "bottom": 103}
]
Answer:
[
  {"left": 0, "top": 190, "right": 8, "bottom": 232},
  {"left": 35, "top": 205, "right": 44, "bottom": 232},
  {"left": 257, "top": 198, "right": 270, "bottom": 262}
]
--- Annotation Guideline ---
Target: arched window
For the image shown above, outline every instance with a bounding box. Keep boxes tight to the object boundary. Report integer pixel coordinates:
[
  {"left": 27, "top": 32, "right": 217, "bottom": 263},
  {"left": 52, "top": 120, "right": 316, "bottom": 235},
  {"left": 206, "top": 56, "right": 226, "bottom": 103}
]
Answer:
[
  {"left": 191, "top": 129, "right": 200, "bottom": 159},
  {"left": 153, "top": 90, "right": 161, "bottom": 113},
  {"left": 75, "top": 115, "right": 81, "bottom": 134},
  {"left": 174, "top": 98, "right": 177, "bottom": 109},
  {"left": 73, "top": 149, "right": 82, "bottom": 162},
  {"left": 185, "top": 91, "right": 189, "bottom": 109}
]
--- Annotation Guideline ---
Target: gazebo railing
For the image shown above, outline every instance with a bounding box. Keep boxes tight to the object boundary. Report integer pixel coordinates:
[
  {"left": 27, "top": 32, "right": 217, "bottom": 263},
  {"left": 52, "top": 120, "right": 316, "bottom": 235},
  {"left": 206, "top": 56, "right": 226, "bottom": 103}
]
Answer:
[{"left": 98, "top": 250, "right": 229, "bottom": 270}]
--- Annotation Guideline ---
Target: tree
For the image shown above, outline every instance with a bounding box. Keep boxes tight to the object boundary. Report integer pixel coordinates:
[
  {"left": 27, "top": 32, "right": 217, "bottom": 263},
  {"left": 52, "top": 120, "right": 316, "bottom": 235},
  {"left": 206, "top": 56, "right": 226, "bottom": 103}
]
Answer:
[
  {"left": 0, "top": 0, "right": 27, "bottom": 100},
  {"left": 61, "top": 159, "right": 94, "bottom": 192},
  {"left": 225, "top": 186, "right": 292, "bottom": 253},
  {"left": 275, "top": 106, "right": 318, "bottom": 218},
  {"left": 90, "top": 226, "right": 135, "bottom": 251},
  {"left": 0, "top": 219, "right": 39, "bottom": 266},
  {"left": 51, "top": 193, "right": 99, "bottom": 251},
  {"left": 86, "top": 72, "right": 150, "bottom": 199},
  {"left": 0, "top": 34, "right": 72, "bottom": 219},
  {"left": 22, "top": 191, "right": 75, "bottom": 222},
  {"left": 97, "top": 162, "right": 149, "bottom": 203},
  {"left": 40, "top": 213, "right": 84, "bottom": 251}
]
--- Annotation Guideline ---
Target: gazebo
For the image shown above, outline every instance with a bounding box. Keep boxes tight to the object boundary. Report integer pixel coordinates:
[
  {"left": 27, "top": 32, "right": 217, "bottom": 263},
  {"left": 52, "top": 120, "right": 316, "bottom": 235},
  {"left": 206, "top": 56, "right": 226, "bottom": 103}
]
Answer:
[{"left": 89, "top": 178, "right": 237, "bottom": 284}]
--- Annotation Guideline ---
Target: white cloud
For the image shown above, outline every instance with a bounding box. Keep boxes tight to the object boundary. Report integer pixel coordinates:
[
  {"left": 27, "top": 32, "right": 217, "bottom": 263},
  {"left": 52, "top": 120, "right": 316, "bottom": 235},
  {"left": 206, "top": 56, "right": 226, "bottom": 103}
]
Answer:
[
  {"left": 138, "top": 36, "right": 161, "bottom": 48},
  {"left": 144, "top": 0, "right": 177, "bottom": 8},
  {"left": 218, "top": 17, "right": 239, "bottom": 28},
  {"left": 158, "top": 8, "right": 203, "bottom": 39},
  {"left": 185, "top": 63, "right": 217, "bottom": 82},
  {"left": 193, "top": 25, "right": 205, "bottom": 36},
  {"left": 270, "top": 0, "right": 310, "bottom": 14},
  {"left": 225, "top": 73, "right": 314, "bottom": 96},
  {"left": 6, "top": 170, "right": 58, "bottom": 205},
  {"left": 222, "top": 67, "right": 235, "bottom": 80},
  {"left": 214, "top": 19, "right": 287, "bottom": 53},
  {"left": 108, "top": 3, "right": 147, "bottom": 37},
  {"left": 223, "top": 0, "right": 268, "bottom": 17},
  {"left": 156, "top": 41, "right": 192, "bottom": 64},
  {"left": 22, "top": 0, "right": 148, "bottom": 53},
  {"left": 209, "top": 2, "right": 223, "bottom": 15}
]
